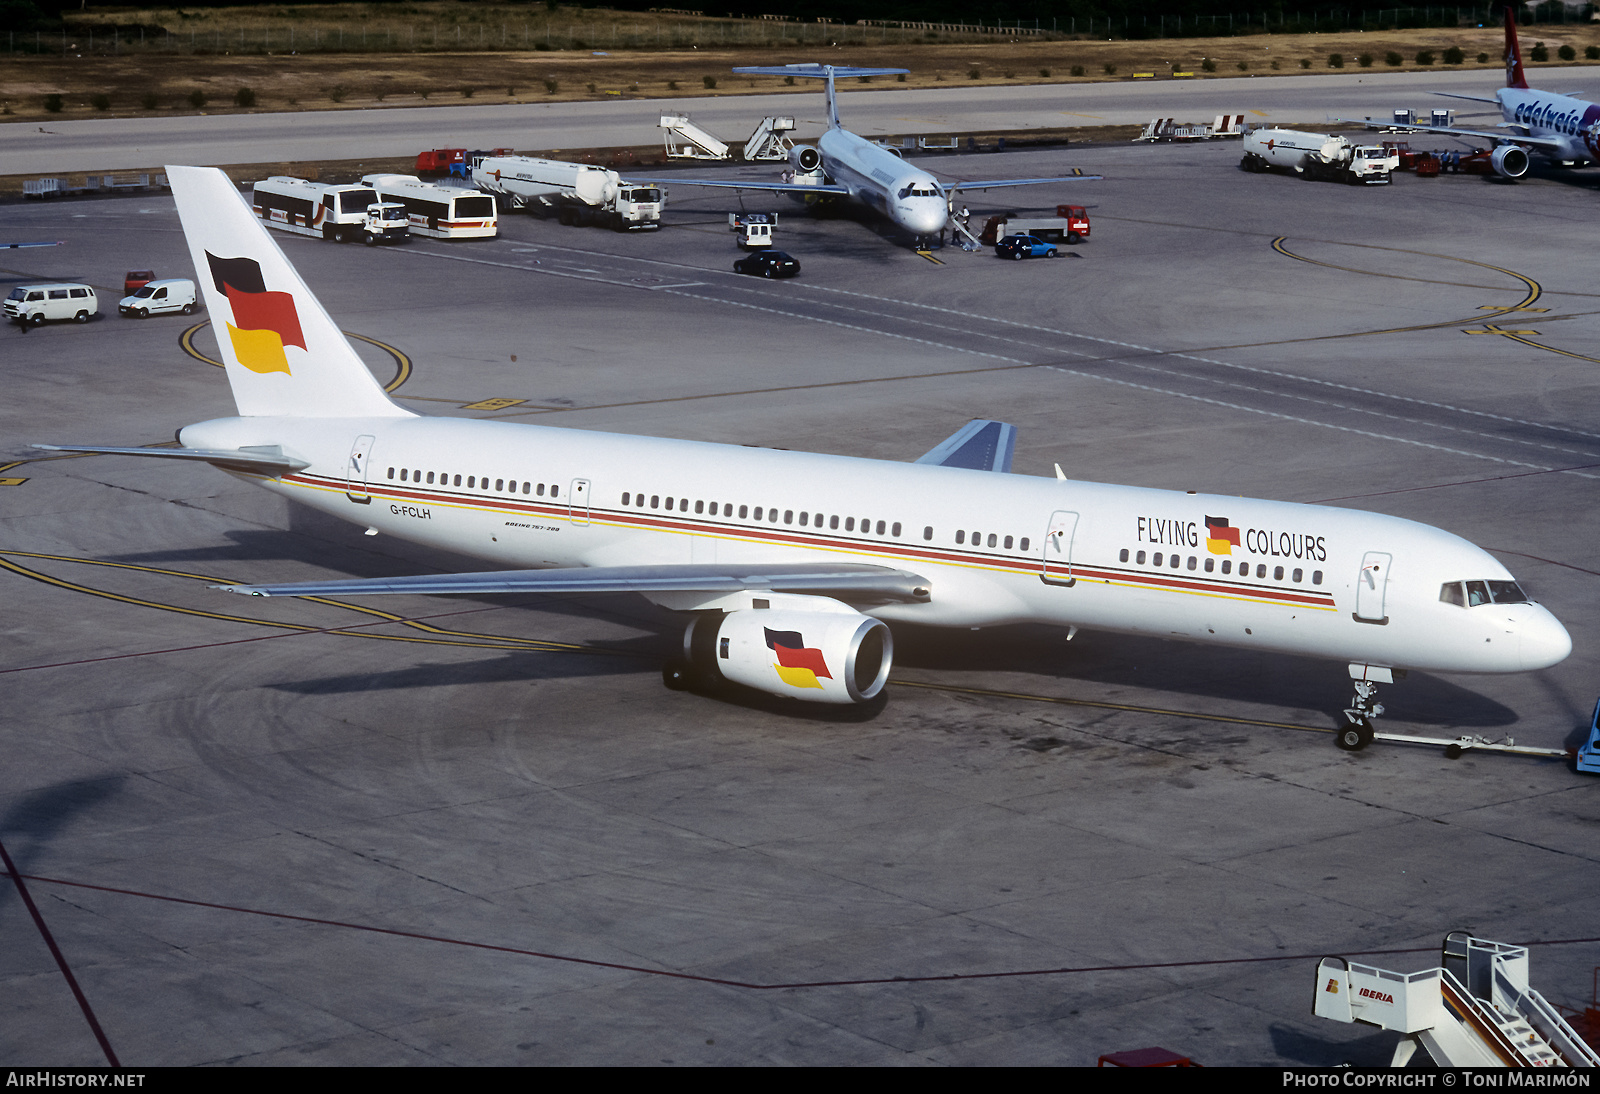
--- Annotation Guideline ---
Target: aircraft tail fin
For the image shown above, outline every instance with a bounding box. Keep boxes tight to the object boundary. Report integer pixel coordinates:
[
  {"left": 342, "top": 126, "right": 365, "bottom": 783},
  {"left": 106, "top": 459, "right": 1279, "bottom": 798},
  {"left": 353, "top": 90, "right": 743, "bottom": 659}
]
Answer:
[
  {"left": 166, "top": 165, "right": 412, "bottom": 420},
  {"left": 1504, "top": 6, "right": 1529, "bottom": 89},
  {"left": 732, "top": 64, "right": 909, "bottom": 130}
]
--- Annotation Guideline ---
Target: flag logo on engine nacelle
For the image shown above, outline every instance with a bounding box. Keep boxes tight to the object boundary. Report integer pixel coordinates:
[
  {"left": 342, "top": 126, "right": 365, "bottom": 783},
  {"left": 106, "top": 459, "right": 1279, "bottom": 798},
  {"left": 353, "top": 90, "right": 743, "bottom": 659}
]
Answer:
[{"left": 764, "top": 628, "right": 832, "bottom": 690}]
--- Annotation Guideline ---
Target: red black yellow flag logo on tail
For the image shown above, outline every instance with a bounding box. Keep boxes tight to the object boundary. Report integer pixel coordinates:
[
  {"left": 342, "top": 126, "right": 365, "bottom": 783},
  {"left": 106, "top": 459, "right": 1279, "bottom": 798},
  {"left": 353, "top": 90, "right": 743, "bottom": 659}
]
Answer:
[
  {"left": 764, "top": 627, "right": 832, "bottom": 690},
  {"left": 207, "top": 252, "right": 305, "bottom": 376},
  {"left": 1205, "top": 515, "right": 1240, "bottom": 555}
]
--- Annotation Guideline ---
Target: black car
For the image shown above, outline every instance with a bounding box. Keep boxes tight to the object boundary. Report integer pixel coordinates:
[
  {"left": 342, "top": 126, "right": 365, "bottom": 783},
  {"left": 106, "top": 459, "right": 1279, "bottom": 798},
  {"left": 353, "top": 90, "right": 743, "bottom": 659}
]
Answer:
[{"left": 733, "top": 250, "right": 800, "bottom": 278}]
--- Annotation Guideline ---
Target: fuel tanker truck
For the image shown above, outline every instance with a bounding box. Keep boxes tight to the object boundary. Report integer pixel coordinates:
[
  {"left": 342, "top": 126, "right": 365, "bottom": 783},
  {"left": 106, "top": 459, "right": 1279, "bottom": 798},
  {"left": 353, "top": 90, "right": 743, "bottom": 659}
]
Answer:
[
  {"left": 474, "top": 155, "right": 662, "bottom": 230},
  {"left": 1240, "top": 129, "right": 1398, "bottom": 184}
]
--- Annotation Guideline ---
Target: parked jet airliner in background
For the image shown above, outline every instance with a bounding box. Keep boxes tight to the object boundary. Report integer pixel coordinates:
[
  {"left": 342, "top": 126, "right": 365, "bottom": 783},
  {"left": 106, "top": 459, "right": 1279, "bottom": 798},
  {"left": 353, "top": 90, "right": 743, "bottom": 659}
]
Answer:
[
  {"left": 38, "top": 167, "right": 1570, "bottom": 750},
  {"left": 637, "top": 64, "right": 1100, "bottom": 245},
  {"left": 1340, "top": 7, "right": 1598, "bottom": 179}
]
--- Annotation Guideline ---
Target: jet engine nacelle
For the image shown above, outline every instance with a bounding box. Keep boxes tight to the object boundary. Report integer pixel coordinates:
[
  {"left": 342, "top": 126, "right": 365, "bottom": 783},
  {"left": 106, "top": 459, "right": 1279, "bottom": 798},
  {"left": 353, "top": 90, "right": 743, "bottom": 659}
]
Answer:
[
  {"left": 685, "top": 607, "right": 892, "bottom": 704},
  {"left": 789, "top": 145, "right": 822, "bottom": 174},
  {"left": 1492, "top": 144, "right": 1530, "bottom": 179}
]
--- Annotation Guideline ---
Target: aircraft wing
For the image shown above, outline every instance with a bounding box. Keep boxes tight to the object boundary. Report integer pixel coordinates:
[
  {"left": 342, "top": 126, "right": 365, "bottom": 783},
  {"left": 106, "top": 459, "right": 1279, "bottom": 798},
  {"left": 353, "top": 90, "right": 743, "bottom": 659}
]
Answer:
[
  {"left": 1330, "top": 118, "right": 1564, "bottom": 148},
  {"left": 630, "top": 176, "right": 851, "bottom": 195},
  {"left": 1432, "top": 91, "right": 1501, "bottom": 104},
  {"left": 32, "top": 443, "right": 310, "bottom": 473},
  {"left": 914, "top": 419, "right": 1016, "bottom": 473},
  {"left": 942, "top": 173, "right": 1103, "bottom": 190},
  {"left": 215, "top": 562, "right": 932, "bottom": 603}
]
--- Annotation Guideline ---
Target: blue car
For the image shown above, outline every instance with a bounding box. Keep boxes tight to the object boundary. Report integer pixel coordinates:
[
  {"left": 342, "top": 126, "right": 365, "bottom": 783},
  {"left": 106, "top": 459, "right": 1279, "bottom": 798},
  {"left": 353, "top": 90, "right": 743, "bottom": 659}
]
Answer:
[
  {"left": 1577, "top": 698, "right": 1600, "bottom": 774},
  {"left": 995, "top": 234, "right": 1058, "bottom": 260}
]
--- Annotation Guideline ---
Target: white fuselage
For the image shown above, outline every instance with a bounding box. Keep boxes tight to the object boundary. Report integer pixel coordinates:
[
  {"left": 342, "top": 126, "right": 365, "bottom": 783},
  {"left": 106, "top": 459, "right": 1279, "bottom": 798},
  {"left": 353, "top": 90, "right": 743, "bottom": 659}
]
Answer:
[
  {"left": 178, "top": 414, "right": 1571, "bottom": 677},
  {"left": 817, "top": 128, "right": 949, "bottom": 236},
  {"left": 1497, "top": 87, "right": 1600, "bottom": 162}
]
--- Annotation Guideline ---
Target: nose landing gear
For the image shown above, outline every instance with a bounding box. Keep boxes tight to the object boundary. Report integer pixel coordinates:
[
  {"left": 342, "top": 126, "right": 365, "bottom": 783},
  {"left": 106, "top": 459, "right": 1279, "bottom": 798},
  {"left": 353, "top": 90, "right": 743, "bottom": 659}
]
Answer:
[{"left": 1336, "top": 678, "right": 1386, "bottom": 751}]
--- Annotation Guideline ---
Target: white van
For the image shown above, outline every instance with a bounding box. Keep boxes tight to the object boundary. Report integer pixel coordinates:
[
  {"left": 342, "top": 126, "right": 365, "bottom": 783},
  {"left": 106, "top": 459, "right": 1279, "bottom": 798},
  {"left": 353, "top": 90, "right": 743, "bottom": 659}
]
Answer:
[
  {"left": 4, "top": 283, "right": 98, "bottom": 325},
  {"left": 118, "top": 278, "right": 199, "bottom": 319}
]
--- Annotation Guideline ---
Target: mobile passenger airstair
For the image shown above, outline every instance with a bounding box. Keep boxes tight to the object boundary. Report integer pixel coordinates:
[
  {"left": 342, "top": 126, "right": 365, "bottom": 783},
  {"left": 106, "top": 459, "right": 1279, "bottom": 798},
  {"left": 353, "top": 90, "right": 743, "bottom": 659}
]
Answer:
[
  {"left": 659, "top": 114, "right": 731, "bottom": 161},
  {"left": 743, "top": 116, "right": 797, "bottom": 161},
  {"left": 1314, "top": 932, "right": 1600, "bottom": 1067}
]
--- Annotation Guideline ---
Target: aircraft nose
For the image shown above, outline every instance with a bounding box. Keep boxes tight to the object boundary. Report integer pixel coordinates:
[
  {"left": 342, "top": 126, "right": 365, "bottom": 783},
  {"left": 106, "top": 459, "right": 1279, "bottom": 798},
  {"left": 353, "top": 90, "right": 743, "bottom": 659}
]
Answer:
[
  {"left": 1519, "top": 607, "right": 1572, "bottom": 670},
  {"left": 906, "top": 202, "right": 947, "bottom": 235}
]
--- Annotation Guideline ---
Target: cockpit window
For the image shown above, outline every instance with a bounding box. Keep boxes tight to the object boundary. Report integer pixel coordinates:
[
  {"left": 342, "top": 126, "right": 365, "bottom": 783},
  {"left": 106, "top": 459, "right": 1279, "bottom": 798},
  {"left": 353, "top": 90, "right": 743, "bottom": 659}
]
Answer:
[{"left": 1443, "top": 579, "right": 1530, "bottom": 607}]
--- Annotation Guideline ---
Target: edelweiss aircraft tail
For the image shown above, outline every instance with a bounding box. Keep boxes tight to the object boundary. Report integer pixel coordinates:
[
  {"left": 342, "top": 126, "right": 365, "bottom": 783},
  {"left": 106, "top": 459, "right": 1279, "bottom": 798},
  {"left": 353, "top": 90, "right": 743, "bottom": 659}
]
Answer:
[
  {"left": 167, "top": 165, "right": 411, "bottom": 419},
  {"left": 1504, "top": 5, "right": 1529, "bottom": 89},
  {"left": 732, "top": 64, "right": 908, "bottom": 129}
]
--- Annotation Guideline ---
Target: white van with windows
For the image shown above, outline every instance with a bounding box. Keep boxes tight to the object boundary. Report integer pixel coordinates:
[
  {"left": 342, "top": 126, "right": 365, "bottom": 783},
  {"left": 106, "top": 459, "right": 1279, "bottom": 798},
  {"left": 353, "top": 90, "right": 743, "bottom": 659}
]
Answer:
[
  {"left": 118, "top": 278, "right": 199, "bottom": 319},
  {"left": 4, "top": 283, "right": 98, "bottom": 325}
]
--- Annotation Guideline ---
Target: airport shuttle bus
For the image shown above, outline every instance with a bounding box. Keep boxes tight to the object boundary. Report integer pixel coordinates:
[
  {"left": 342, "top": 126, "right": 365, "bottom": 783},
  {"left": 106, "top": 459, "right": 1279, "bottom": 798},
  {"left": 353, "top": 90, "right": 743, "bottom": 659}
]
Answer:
[
  {"left": 251, "top": 177, "right": 381, "bottom": 243},
  {"left": 359, "top": 174, "right": 498, "bottom": 239}
]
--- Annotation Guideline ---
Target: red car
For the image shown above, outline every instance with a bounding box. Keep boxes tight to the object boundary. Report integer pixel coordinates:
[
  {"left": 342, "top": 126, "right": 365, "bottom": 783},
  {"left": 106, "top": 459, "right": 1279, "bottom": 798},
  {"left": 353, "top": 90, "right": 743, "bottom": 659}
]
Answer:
[{"left": 124, "top": 269, "right": 155, "bottom": 294}]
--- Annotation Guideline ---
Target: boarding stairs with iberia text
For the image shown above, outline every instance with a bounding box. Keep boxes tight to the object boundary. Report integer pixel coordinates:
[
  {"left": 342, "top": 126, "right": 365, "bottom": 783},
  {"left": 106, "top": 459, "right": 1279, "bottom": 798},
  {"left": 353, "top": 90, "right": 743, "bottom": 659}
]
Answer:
[{"left": 1314, "top": 932, "right": 1600, "bottom": 1067}]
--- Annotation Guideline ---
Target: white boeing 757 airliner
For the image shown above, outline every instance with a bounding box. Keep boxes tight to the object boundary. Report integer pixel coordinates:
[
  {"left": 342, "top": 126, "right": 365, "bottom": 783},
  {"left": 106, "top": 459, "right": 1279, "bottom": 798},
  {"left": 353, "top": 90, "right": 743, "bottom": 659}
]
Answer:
[
  {"left": 636, "top": 64, "right": 1100, "bottom": 245},
  {"left": 39, "top": 167, "right": 1570, "bottom": 750}
]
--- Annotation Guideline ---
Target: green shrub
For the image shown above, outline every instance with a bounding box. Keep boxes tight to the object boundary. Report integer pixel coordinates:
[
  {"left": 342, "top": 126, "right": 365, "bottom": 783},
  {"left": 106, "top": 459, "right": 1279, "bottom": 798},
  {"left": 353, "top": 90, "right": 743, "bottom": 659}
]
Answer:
[
  {"left": 187, "top": 89, "right": 207, "bottom": 108},
  {"left": 1358, "top": 53, "right": 1373, "bottom": 67},
  {"left": 1103, "top": 62, "right": 1117, "bottom": 75},
  {"left": 234, "top": 87, "right": 255, "bottom": 107},
  {"left": 507, "top": 86, "right": 515, "bottom": 97},
  {"left": 968, "top": 67, "right": 980, "bottom": 79},
  {"left": 1201, "top": 58, "right": 1216, "bottom": 72},
  {"left": 1588, "top": 45, "right": 1599, "bottom": 60},
  {"left": 1478, "top": 52, "right": 1490, "bottom": 63},
  {"left": 1038, "top": 68, "right": 1050, "bottom": 78},
  {"left": 1385, "top": 51, "right": 1403, "bottom": 66},
  {"left": 1559, "top": 44, "right": 1576, "bottom": 61},
  {"left": 702, "top": 75, "right": 717, "bottom": 89},
  {"left": 1236, "top": 60, "right": 1249, "bottom": 71},
  {"left": 856, "top": 74, "right": 871, "bottom": 83},
  {"left": 667, "top": 80, "right": 677, "bottom": 90},
  {"left": 586, "top": 82, "right": 596, "bottom": 93},
  {"left": 1328, "top": 53, "right": 1344, "bottom": 68},
  {"left": 461, "top": 87, "right": 475, "bottom": 98},
  {"left": 90, "top": 93, "right": 110, "bottom": 111},
  {"left": 44, "top": 93, "right": 62, "bottom": 112},
  {"left": 140, "top": 91, "right": 158, "bottom": 110},
  {"left": 544, "top": 78, "right": 559, "bottom": 93},
  {"left": 1070, "top": 64, "right": 1085, "bottom": 77},
  {"left": 328, "top": 87, "right": 346, "bottom": 103},
  {"left": 1530, "top": 42, "right": 1548, "bottom": 62},
  {"left": 1299, "top": 58, "right": 1311, "bottom": 68},
  {"left": 784, "top": 75, "right": 794, "bottom": 85},
  {"left": 1443, "top": 46, "right": 1464, "bottom": 65},
  {"left": 897, "top": 73, "right": 906, "bottom": 82},
  {"left": 1415, "top": 50, "right": 1435, "bottom": 65}
]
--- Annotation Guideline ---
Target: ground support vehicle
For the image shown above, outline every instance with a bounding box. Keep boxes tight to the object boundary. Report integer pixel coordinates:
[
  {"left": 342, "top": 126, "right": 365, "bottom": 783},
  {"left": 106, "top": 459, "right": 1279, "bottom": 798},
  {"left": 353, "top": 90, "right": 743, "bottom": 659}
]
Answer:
[
  {"left": 475, "top": 156, "right": 660, "bottom": 231},
  {"left": 5, "top": 283, "right": 97, "bottom": 325},
  {"left": 360, "top": 204, "right": 410, "bottom": 245},
  {"left": 729, "top": 213, "right": 777, "bottom": 249},
  {"left": 1240, "top": 129, "right": 1397, "bottom": 184},
  {"left": 360, "top": 175, "right": 497, "bottom": 239},
  {"left": 253, "top": 178, "right": 401, "bottom": 243},
  {"left": 119, "top": 279, "right": 198, "bottom": 318},
  {"left": 980, "top": 209, "right": 1089, "bottom": 247},
  {"left": 995, "top": 234, "right": 1057, "bottom": 260},
  {"left": 1577, "top": 699, "right": 1600, "bottom": 774},
  {"left": 733, "top": 250, "right": 800, "bottom": 278}
]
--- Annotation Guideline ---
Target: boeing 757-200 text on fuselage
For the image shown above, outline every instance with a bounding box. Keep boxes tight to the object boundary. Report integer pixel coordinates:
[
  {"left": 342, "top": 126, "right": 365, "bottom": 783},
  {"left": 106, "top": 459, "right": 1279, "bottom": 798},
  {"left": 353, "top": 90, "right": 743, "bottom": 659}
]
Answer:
[{"left": 37, "top": 167, "right": 1570, "bottom": 750}]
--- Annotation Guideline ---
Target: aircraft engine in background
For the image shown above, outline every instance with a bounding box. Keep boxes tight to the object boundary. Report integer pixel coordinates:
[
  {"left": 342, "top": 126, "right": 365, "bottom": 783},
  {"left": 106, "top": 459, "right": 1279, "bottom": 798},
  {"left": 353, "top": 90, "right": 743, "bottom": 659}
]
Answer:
[
  {"left": 676, "top": 606, "right": 893, "bottom": 704},
  {"left": 789, "top": 145, "right": 822, "bottom": 174},
  {"left": 1492, "top": 145, "right": 1530, "bottom": 179}
]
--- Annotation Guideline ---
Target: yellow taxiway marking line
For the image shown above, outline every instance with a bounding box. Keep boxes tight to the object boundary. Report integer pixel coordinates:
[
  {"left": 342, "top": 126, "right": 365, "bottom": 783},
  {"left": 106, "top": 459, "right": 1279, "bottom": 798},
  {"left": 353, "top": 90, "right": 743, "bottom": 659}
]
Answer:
[
  {"left": 461, "top": 398, "right": 528, "bottom": 411},
  {"left": 1464, "top": 325, "right": 1541, "bottom": 337},
  {"left": 916, "top": 250, "right": 945, "bottom": 265},
  {"left": 1478, "top": 304, "right": 1548, "bottom": 312}
]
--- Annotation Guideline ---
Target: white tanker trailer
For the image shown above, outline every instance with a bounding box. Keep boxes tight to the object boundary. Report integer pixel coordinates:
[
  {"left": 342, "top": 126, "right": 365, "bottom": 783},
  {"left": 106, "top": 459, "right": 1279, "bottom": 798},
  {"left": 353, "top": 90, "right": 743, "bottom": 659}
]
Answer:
[
  {"left": 1240, "top": 128, "right": 1397, "bottom": 185},
  {"left": 474, "top": 156, "right": 662, "bottom": 230}
]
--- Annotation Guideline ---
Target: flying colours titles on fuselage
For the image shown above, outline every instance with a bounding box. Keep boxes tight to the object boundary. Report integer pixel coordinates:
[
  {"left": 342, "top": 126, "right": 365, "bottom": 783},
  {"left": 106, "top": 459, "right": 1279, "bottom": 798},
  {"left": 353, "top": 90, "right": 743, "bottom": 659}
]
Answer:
[{"left": 1136, "top": 515, "right": 1328, "bottom": 562}]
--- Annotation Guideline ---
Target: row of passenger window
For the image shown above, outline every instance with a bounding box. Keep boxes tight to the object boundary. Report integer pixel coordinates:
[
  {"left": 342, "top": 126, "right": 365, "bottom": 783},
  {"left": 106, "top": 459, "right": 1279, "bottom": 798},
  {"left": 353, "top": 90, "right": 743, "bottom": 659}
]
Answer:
[
  {"left": 1119, "top": 548, "right": 1324, "bottom": 586},
  {"left": 1439, "top": 579, "right": 1528, "bottom": 607},
  {"left": 387, "top": 467, "right": 560, "bottom": 498},
  {"left": 620, "top": 492, "right": 922, "bottom": 540},
  {"left": 955, "top": 530, "right": 1031, "bottom": 553}
]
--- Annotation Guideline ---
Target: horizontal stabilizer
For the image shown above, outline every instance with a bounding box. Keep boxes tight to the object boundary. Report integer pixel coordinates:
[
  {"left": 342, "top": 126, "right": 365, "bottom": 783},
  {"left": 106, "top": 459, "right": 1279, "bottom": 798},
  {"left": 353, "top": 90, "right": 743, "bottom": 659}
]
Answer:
[
  {"left": 31, "top": 443, "right": 309, "bottom": 473},
  {"left": 216, "top": 562, "right": 932, "bottom": 602},
  {"left": 914, "top": 419, "right": 1016, "bottom": 473},
  {"left": 733, "top": 64, "right": 909, "bottom": 79}
]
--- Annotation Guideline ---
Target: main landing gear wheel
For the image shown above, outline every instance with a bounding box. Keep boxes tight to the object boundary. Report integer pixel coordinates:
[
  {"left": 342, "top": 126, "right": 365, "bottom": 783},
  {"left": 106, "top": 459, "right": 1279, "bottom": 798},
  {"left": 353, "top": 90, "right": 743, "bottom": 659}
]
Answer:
[
  {"left": 1335, "top": 721, "right": 1375, "bottom": 751},
  {"left": 662, "top": 660, "right": 693, "bottom": 691}
]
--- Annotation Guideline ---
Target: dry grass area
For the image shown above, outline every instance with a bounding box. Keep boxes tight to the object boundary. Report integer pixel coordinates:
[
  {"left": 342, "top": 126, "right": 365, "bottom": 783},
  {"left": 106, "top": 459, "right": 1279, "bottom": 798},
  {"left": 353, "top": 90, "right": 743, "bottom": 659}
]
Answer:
[{"left": 3, "top": 22, "right": 1598, "bottom": 124}]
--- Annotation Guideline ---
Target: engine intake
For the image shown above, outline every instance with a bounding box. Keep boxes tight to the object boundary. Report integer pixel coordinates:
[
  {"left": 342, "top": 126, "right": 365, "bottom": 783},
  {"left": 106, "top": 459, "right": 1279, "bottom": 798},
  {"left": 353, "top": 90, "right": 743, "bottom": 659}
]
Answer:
[
  {"left": 684, "top": 607, "right": 892, "bottom": 704},
  {"left": 789, "top": 145, "right": 822, "bottom": 174},
  {"left": 1491, "top": 144, "right": 1530, "bottom": 179}
]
